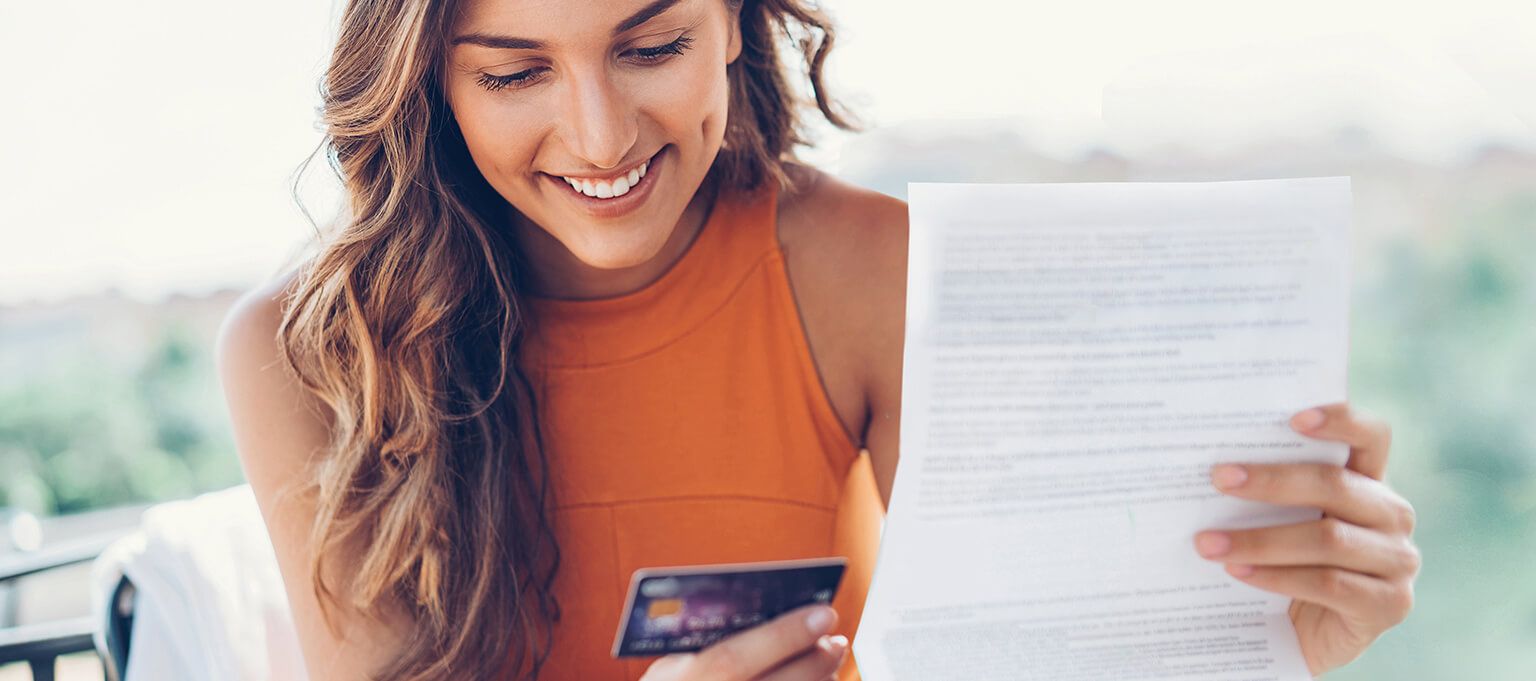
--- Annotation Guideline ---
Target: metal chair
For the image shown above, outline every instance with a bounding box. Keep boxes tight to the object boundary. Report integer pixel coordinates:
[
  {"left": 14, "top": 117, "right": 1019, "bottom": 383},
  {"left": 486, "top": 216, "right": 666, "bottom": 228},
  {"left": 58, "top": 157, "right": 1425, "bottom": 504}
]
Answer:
[
  {"left": 0, "top": 484, "right": 298, "bottom": 681},
  {"left": 0, "top": 535, "right": 134, "bottom": 681}
]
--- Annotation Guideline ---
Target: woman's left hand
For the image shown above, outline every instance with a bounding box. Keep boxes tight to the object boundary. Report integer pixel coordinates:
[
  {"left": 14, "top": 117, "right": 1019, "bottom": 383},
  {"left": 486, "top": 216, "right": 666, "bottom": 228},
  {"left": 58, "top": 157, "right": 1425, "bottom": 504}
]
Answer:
[{"left": 1193, "top": 402, "right": 1421, "bottom": 677}]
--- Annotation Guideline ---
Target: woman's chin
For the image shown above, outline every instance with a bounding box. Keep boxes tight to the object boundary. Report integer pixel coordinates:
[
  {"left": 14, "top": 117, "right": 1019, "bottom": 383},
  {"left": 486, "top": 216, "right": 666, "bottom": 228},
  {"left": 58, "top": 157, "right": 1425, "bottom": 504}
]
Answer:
[{"left": 567, "top": 233, "right": 671, "bottom": 271}]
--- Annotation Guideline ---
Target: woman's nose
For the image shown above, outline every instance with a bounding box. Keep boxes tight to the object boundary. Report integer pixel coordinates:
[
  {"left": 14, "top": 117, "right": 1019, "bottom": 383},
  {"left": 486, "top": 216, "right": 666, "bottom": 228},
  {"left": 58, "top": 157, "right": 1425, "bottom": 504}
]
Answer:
[{"left": 561, "top": 67, "right": 639, "bottom": 171}]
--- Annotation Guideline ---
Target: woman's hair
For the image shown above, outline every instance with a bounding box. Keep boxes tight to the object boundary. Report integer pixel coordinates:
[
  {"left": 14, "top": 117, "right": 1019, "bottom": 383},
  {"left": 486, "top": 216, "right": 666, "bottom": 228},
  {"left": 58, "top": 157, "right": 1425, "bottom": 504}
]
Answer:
[{"left": 276, "top": 0, "right": 860, "bottom": 679}]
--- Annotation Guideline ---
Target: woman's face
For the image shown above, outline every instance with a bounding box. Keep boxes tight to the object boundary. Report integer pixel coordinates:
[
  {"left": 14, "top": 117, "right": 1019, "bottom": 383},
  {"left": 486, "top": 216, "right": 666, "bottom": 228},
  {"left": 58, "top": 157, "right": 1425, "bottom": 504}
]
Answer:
[{"left": 444, "top": 0, "right": 741, "bottom": 285}]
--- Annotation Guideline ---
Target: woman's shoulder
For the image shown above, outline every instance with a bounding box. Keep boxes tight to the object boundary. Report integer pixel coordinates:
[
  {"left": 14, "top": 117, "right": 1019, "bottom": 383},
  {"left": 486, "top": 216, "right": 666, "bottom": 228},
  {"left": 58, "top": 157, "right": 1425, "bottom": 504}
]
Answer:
[
  {"left": 773, "top": 160, "right": 908, "bottom": 297},
  {"left": 214, "top": 265, "right": 332, "bottom": 474},
  {"left": 216, "top": 267, "right": 306, "bottom": 395},
  {"left": 775, "top": 161, "right": 908, "bottom": 250},
  {"left": 216, "top": 268, "right": 416, "bottom": 679},
  {"left": 773, "top": 160, "right": 908, "bottom": 449}
]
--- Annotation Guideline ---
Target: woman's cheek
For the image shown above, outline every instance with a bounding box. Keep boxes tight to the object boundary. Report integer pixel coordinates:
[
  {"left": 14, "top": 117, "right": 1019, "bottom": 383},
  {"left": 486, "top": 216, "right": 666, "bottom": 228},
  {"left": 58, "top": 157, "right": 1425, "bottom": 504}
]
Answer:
[
  {"left": 455, "top": 93, "right": 544, "bottom": 179},
  {"left": 638, "top": 57, "right": 724, "bottom": 114},
  {"left": 670, "top": 58, "right": 731, "bottom": 145}
]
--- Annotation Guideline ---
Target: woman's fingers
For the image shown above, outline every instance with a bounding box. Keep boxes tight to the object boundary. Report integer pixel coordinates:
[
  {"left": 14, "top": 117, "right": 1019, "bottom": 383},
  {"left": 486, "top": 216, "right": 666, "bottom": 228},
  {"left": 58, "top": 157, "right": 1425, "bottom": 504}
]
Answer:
[
  {"left": 1223, "top": 564, "right": 1416, "bottom": 629},
  {"left": 1290, "top": 403, "right": 1393, "bottom": 481},
  {"left": 1210, "top": 462, "right": 1417, "bottom": 534},
  {"left": 683, "top": 604, "right": 838, "bottom": 681},
  {"left": 754, "top": 634, "right": 849, "bottom": 681},
  {"left": 1194, "top": 517, "right": 1422, "bottom": 579}
]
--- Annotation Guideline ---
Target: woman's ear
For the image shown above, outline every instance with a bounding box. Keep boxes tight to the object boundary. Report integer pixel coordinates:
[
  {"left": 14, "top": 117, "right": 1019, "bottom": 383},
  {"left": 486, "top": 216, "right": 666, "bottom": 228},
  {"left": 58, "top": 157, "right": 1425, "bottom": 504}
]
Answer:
[{"left": 725, "top": 7, "right": 742, "bottom": 65}]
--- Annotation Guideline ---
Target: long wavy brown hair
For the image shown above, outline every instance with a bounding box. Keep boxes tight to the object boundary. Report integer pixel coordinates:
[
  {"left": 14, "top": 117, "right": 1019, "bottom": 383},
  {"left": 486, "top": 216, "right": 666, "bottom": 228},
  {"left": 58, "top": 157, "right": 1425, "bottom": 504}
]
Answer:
[{"left": 275, "top": 0, "right": 861, "bottom": 679}]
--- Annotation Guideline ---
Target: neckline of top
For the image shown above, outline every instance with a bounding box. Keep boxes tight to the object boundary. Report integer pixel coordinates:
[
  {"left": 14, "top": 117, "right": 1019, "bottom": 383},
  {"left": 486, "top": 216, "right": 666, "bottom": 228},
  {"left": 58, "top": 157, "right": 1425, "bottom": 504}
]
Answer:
[
  {"left": 523, "top": 178, "right": 737, "bottom": 318},
  {"left": 517, "top": 177, "right": 782, "bottom": 371}
]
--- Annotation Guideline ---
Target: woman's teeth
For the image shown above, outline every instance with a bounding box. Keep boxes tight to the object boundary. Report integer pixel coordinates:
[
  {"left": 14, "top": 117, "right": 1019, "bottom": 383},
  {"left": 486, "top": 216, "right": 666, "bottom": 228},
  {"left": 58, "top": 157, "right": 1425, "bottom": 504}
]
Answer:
[{"left": 562, "top": 160, "right": 649, "bottom": 199}]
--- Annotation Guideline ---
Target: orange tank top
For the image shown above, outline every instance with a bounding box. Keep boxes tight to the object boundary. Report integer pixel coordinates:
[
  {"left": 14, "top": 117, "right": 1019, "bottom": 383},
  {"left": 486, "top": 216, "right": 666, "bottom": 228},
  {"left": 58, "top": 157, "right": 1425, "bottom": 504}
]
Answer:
[{"left": 511, "top": 176, "right": 884, "bottom": 681}]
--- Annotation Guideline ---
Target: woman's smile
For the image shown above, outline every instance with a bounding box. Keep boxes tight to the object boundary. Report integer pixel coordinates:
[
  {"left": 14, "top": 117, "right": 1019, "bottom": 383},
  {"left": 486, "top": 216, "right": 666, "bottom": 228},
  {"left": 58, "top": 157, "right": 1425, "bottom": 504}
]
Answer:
[{"left": 541, "top": 145, "right": 668, "bottom": 220}]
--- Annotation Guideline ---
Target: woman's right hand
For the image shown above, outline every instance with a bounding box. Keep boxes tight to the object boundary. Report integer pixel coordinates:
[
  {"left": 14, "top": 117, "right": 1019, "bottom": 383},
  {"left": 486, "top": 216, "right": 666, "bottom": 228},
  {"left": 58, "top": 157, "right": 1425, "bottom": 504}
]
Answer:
[{"left": 639, "top": 604, "right": 849, "bottom": 681}]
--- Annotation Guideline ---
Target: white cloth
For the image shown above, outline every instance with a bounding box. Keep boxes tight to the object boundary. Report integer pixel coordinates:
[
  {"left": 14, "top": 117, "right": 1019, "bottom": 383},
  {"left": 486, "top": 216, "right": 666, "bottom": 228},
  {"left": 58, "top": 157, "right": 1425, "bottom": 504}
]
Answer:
[{"left": 90, "top": 484, "right": 308, "bottom": 681}]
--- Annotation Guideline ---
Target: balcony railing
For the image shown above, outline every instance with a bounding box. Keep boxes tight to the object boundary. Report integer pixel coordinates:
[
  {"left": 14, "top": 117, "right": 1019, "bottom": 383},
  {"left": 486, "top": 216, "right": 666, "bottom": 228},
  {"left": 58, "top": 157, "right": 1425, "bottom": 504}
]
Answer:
[{"left": 0, "top": 533, "right": 129, "bottom": 681}]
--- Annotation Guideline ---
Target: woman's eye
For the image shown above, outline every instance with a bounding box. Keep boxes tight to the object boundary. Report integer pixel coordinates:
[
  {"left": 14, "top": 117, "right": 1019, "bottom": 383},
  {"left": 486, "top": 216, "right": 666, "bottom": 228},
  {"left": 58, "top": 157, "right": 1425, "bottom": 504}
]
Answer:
[
  {"left": 473, "top": 34, "right": 694, "bottom": 93},
  {"left": 628, "top": 34, "right": 695, "bottom": 63},
  {"left": 476, "top": 68, "right": 545, "bottom": 92}
]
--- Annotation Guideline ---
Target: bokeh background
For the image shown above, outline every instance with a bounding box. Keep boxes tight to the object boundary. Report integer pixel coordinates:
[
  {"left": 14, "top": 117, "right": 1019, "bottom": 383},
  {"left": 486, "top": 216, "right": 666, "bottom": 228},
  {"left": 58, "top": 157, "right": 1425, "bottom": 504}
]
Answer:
[{"left": 2, "top": 0, "right": 1532, "bottom": 679}]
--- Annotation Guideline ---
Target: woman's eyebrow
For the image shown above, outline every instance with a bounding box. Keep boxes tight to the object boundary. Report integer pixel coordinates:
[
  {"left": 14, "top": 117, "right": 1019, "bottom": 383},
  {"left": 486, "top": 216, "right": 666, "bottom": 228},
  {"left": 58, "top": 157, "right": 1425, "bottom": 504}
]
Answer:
[{"left": 451, "top": 0, "right": 685, "bottom": 49}]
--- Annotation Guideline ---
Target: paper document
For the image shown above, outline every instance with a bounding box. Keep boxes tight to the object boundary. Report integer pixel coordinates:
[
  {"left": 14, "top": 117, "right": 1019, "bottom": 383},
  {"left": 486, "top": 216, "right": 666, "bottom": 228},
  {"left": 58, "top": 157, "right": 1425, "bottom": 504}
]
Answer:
[{"left": 852, "top": 177, "right": 1352, "bottom": 681}]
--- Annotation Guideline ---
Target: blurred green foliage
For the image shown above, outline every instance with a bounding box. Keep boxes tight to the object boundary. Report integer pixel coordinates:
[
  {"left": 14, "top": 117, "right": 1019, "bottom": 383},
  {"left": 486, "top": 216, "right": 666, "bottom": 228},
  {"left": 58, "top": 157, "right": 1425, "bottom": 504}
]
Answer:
[
  {"left": 0, "top": 323, "right": 242, "bottom": 516},
  {"left": 1333, "top": 190, "right": 1536, "bottom": 680}
]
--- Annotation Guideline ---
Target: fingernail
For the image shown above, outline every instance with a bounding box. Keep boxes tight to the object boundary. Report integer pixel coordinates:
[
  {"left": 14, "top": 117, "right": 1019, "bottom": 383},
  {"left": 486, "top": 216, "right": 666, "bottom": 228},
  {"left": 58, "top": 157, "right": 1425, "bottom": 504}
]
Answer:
[
  {"left": 1211, "top": 464, "right": 1248, "bottom": 489},
  {"left": 1292, "top": 408, "right": 1325, "bottom": 431},
  {"left": 819, "top": 634, "right": 849, "bottom": 654},
  {"left": 1195, "top": 531, "right": 1231, "bottom": 558},
  {"left": 1227, "top": 563, "right": 1255, "bottom": 577},
  {"left": 806, "top": 606, "right": 836, "bottom": 635}
]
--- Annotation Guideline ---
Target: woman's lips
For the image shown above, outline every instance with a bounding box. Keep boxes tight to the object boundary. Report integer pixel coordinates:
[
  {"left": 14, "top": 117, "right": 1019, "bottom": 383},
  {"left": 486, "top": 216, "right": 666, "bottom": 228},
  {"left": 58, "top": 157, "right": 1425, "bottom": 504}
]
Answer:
[
  {"left": 543, "top": 146, "right": 666, "bottom": 220},
  {"left": 558, "top": 157, "right": 650, "bottom": 198}
]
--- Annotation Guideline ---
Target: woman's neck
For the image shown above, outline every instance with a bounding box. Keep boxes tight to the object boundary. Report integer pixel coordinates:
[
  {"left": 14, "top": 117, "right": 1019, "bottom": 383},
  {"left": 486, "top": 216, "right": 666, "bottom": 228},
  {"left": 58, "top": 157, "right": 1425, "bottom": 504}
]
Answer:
[{"left": 507, "top": 171, "right": 719, "bottom": 300}]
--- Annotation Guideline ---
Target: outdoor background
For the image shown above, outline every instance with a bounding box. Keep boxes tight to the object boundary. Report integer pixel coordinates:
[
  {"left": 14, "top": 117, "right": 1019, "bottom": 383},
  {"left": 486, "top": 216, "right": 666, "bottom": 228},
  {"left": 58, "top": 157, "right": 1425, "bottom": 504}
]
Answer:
[{"left": 2, "top": 0, "right": 1532, "bottom": 679}]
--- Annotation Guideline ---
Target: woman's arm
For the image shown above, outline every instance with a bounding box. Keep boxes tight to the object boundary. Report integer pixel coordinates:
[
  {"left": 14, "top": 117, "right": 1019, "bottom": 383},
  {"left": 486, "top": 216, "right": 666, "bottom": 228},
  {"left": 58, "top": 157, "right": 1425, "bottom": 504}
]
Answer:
[
  {"left": 855, "top": 194, "right": 910, "bottom": 512},
  {"left": 215, "top": 273, "right": 411, "bottom": 681}
]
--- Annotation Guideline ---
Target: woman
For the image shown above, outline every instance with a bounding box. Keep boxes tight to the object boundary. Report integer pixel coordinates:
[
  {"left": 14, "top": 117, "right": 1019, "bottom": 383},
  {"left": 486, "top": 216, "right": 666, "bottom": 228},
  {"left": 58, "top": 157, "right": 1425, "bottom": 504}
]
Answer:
[{"left": 215, "top": 0, "right": 1420, "bottom": 679}]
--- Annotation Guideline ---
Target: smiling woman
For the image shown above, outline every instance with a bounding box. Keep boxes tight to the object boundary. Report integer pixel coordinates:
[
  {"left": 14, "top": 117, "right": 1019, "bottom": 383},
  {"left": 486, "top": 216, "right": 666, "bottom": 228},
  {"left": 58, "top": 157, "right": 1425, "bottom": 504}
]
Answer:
[
  {"left": 214, "top": 0, "right": 871, "bottom": 680},
  {"left": 441, "top": 0, "right": 825, "bottom": 284}
]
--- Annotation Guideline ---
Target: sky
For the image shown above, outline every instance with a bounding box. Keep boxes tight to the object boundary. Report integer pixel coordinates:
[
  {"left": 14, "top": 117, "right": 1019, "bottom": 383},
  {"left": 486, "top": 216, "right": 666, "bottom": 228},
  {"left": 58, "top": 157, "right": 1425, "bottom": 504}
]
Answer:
[{"left": 1, "top": 0, "right": 1531, "bottom": 305}]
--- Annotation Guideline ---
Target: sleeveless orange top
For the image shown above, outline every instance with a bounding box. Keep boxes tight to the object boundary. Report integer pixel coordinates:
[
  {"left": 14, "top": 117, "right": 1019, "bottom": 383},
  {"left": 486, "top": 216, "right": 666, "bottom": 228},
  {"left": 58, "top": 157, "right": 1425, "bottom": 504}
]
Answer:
[{"left": 513, "top": 176, "right": 885, "bottom": 681}]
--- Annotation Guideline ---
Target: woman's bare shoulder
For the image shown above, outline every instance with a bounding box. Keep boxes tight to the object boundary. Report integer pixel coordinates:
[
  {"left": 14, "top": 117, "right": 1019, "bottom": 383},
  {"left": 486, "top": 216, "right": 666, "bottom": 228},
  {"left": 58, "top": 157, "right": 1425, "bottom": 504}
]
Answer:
[
  {"left": 214, "top": 267, "right": 333, "bottom": 597},
  {"left": 215, "top": 266, "right": 327, "bottom": 464},
  {"left": 774, "top": 160, "right": 907, "bottom": 339},
  {"left": 774, "top": 160, "right": 908, "bottom": 341},
  {"left": 215, "top": 267, "right": 410, "bottom": 680},
  {"left": 777, "top": 162, "right": 908, "bottom": 246},
  {"left": 218, "top": 269, "right": 296, "bottom": 356},
  {"left": 775, "top": 161, "right": 908, "bottom": 468}
]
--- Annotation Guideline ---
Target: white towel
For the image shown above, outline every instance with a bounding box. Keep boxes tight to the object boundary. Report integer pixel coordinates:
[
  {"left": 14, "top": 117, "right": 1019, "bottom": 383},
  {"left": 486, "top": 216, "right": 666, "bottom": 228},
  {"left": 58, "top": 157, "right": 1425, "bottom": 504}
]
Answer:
[{"left": 90, "top": 484, "right": 308, "bottom": 681}]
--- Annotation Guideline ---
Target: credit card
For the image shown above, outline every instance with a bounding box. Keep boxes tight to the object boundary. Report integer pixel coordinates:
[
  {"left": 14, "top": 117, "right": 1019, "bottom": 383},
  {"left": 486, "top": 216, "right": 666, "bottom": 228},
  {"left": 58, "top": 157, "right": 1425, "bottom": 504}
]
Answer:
[{"left": 610, "top": 556, "right": 848, "bottom": 658}]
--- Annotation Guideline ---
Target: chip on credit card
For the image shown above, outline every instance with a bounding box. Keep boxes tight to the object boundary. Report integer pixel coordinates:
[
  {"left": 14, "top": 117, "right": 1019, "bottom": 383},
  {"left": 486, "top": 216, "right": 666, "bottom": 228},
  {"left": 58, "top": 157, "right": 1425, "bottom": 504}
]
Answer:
[{"left": 610, "top": 556, "right": 848, "bottom": 658}]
